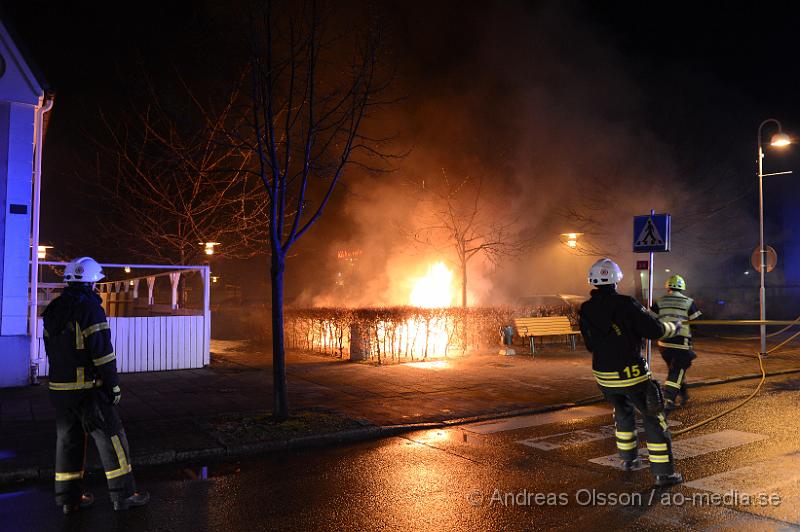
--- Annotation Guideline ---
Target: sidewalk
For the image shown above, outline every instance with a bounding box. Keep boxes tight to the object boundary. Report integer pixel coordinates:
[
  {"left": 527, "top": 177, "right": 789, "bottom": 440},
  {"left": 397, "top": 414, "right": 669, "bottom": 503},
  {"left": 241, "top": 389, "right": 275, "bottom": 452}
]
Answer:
[{"left": 1, "top": 336, "right": 798, "bottom": 483}]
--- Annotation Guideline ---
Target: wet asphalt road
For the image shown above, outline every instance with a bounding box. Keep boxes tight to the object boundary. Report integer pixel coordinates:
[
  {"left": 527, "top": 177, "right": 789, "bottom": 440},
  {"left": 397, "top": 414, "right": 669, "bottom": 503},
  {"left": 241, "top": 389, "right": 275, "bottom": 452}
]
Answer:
[{"left": 3, "top": 374, "right": 800, "bottom": 532}]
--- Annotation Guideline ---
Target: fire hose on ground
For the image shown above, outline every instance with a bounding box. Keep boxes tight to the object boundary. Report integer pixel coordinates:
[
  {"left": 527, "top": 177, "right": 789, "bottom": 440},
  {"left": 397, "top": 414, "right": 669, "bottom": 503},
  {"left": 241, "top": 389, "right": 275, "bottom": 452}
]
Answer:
[
  {"left": 668, "top": 318, "right": 800, "bottom": 436},
  {"left": 694, "top": 316, "right": 800, "bottom": 341},
  {"left": 574, "top": 318, "right": 800, "bottom": 436}
]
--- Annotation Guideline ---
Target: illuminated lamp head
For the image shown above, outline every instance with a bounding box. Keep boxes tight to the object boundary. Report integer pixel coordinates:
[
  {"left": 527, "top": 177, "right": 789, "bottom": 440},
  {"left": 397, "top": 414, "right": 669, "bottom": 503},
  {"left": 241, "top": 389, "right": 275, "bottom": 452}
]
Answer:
[{"left": 770, "top": 132, "right": 791, "bottom": 147}]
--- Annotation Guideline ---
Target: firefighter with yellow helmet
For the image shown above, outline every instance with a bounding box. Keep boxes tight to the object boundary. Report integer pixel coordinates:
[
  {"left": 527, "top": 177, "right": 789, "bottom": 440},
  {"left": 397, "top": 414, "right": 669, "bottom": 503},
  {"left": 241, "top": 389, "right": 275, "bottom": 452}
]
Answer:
[{"left": 652, "top": 274, "right": 702, "bottom": 411}]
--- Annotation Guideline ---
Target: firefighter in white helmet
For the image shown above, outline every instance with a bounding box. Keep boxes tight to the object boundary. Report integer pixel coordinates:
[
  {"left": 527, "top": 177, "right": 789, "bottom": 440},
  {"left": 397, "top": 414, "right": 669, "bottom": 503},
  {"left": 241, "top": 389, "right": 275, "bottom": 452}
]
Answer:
[
  {"left": 579, "top": 258, "right": 684, "bottom": 487},
  {"left": 652, "top": 274, "right": 702, "bottom": 411},
  {"left": 42, "top": 257, "right": 149, "bottom": 513}
]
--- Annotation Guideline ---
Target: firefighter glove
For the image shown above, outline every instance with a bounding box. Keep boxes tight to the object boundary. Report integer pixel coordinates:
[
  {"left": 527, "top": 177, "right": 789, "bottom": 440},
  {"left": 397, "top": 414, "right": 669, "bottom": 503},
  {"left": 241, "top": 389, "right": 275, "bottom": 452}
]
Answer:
[{"left": 111, "top": 385, "right": 122, "bottom": 405}]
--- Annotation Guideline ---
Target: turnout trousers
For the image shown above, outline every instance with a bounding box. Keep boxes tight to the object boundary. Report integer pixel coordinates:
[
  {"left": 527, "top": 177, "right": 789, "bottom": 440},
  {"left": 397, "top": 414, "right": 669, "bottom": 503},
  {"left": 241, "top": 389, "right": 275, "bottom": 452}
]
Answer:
[
  {"left": 52, "top": 393, "right": 136, "bottom": 506},
  {"left": 660, "top": 348, "right": 696, "bottom": 402},
  {"left": 600, "top": 381, "right": 676, "bottom": 476}
]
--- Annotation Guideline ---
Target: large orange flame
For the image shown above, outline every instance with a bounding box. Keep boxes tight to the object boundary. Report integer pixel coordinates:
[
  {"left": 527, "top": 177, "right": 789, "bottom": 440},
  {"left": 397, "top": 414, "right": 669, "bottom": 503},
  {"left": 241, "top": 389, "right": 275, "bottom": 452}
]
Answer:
[
  {"left": 409, "top": 262, "right": 454, "bottom": 308},
  {"left": 315, "top": 261, "right": 458, "bottom": 361}
]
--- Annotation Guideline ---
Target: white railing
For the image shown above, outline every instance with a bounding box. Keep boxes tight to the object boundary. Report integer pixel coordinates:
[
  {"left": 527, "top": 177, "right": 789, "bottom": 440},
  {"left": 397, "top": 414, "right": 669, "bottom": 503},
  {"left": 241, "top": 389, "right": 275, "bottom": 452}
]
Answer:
[{"left": 32, "top": 262, "right": 211, "bottom": 375}]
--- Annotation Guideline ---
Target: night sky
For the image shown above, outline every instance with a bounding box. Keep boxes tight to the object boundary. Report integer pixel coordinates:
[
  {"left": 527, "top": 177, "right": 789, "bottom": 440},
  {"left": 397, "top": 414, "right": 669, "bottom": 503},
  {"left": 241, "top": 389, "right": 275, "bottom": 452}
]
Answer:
[{"left": 3, "top": 0, "right": 800, "bottom": 303}]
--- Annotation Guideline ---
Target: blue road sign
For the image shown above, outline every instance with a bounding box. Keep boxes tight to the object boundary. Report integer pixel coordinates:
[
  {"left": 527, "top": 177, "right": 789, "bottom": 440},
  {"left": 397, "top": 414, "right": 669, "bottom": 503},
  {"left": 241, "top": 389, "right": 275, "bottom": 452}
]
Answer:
[{"left": 633, "top": 213, "right": 671, "bottom": 253}]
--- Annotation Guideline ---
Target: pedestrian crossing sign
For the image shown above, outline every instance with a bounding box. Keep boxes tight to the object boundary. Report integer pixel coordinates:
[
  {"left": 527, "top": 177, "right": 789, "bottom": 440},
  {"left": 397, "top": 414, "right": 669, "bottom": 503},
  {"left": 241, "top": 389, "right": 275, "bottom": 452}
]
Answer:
[{"left": 633, "top": 213, "right": 670, "bottom": 253}]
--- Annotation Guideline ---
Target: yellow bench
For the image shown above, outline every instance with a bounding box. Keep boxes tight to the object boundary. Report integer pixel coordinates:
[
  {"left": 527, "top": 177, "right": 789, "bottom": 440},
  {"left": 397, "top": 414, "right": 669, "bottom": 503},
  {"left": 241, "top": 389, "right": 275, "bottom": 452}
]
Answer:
[{"left": 513, "top": 316, "right": 580, "bottom": 355}]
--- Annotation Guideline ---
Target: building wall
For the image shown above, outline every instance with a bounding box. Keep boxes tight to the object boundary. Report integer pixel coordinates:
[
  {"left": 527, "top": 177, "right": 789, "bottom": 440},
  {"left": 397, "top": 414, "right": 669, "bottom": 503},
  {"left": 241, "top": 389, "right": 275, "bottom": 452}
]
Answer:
[
  {"left": 0, "top": 102, "right": 34, "bottom": 387},
  {"left": 0, "top": 24, "right": 44, "bottom": 387},
  {"left": 0, "top": 103, "right": 6, "bottom": 316},
  {"left": 0, "top": 335, "right": 30, "bottom": 387},
  {"left": 780, "top": 178, "right": 800, "bottom": 287},
  {"left": 1, "top": 103, "right": 34, "bottom": 336},
  {"left": 0, "top": 40, "right": 41, "bottom": 107}
]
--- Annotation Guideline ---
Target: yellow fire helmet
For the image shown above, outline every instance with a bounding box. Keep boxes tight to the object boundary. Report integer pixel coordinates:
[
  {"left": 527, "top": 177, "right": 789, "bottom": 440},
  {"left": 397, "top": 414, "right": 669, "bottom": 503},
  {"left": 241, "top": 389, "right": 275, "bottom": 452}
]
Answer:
[{"left": 665, "top": 274, "right": 686, "bottom": 291}]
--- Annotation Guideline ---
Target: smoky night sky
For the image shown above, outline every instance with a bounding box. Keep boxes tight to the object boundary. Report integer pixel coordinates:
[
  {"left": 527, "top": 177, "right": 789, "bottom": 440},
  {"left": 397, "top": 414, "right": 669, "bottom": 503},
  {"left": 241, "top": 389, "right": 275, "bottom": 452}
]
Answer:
[{"left": 4, "top": 1, "right": 800, "bottom": 307}]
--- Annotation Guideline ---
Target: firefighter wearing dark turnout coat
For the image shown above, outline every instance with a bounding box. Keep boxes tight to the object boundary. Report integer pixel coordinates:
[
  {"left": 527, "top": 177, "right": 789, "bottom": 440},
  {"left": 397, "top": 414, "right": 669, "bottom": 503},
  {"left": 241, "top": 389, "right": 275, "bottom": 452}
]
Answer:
[
  {"left": 652, "top": 274, "right": 701, "bottom": 410},
  {"left": 43, "top": 257, "right": 148, "bottom": 513},
  {"left": 579, "top": 258, "right": 683, "bottom": 487}
]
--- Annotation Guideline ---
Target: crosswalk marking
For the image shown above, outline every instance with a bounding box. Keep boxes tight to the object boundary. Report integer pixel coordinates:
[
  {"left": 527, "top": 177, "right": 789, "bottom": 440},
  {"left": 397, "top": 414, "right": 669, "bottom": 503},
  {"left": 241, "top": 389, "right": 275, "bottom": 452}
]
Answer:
[
  {"left": 519, "top": 427, "right": 615, "bottom": 450},
  {"left": 671, "top": 430, "right": 768, "bottom": 460},
  {"left": 517, "top": 420, "right": 681, "bottom": 451},
  {"left": 462, "top": 405, "right": 611, "bottom": 435},
  {"left": 686, "top": 452, "right": 800, "bottom": 493},
  {"left": 589, "top": 430, "right": 767, "bottom": 470},
  {"left": 685, "top": 452, "right": 800, "bottom": 525}
]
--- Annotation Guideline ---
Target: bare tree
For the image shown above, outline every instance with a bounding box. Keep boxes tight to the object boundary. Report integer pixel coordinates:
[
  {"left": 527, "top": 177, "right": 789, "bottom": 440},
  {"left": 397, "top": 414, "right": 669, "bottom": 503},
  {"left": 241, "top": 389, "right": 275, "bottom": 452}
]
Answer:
[
  {"left": 92, "top": 78, "right": 269, "bottom": 265},
  {"left": 241, "top": 1, "right": 391, "bottom": 420},
  {"left": 558, "top": 154, "right": 753, "bottom": 258},
  {"left": 411, "top": 171, "right": 533, "bottom": 307}
]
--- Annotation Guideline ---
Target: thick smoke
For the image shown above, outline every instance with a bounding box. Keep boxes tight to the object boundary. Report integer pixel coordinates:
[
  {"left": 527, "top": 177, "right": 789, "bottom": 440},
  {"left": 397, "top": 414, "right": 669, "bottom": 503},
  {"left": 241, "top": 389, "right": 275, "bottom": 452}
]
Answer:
[{"left": 296, "top": 1, "right": 757, "bottom": 309}]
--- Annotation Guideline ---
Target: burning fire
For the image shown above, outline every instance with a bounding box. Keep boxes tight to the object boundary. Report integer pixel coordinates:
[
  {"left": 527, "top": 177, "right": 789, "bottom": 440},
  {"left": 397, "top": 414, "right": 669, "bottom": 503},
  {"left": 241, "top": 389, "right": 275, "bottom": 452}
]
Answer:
[
  {"left": 310, "top": 261, "right": 459, "bottom": 361},
  {"left": 409, "top": 262, "right": 454, "bottom": 308},
  {"left": 401, "top": 261, "right": 454, "bottom": 359}
]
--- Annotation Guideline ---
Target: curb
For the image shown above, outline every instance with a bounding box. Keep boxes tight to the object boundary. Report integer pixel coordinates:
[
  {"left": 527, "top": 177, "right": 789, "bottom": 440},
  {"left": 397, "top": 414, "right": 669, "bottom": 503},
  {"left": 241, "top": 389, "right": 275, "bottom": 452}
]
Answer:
[
  {"left": 440, "top": 401, "right": 596, "bottom": 427},
  {"left": 0, "top": 423, "right": 446, "bottom": 485},
  {"left": 4, "top": 368, "right": 799, "bottom": 485}
]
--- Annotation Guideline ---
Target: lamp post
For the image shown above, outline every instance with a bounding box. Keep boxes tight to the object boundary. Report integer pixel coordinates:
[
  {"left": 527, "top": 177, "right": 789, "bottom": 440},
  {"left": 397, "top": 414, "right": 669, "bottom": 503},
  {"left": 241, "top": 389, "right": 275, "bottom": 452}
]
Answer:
[
  {"left": 36, "top": 245, "right": 52, "bottom": 288},
  {"left": 200, "top": 242, "right": 220, "bottom": 256},
  {"left": 757, "top": 118, "right": 792, "bottom": 356},
  {"left": 200, "top": 242, "right": 220, "bottom": 306},
  {"left": 560, "top": 232, "right": 583, "bottom": 250}
]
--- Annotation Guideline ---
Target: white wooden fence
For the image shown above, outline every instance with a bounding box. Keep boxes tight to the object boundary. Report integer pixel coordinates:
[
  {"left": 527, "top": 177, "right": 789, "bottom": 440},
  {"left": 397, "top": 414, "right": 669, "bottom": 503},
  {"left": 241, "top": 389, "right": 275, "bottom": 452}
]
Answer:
[
  {"left": 35, "top": 315, "right": 210, "bottom": 376},
  {"left": 33, "top": 262, "right": 211, "bottom": 377}
]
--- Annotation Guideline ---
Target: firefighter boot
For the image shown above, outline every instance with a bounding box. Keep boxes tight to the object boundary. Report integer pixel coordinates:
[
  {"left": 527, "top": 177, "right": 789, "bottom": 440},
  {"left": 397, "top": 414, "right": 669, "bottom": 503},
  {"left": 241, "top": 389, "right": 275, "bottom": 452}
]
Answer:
[
  {"left": 622, "top": 458, "right": 642, "bottom": 471},
  {"left": 62, "top": 493, "right": 94, "bottom": 515},
  {"left": 113, "top": 490, "right": 150, "bottom": 511},
  {"left": 654, "top": 472, "right": 684, "bottom": 488}
]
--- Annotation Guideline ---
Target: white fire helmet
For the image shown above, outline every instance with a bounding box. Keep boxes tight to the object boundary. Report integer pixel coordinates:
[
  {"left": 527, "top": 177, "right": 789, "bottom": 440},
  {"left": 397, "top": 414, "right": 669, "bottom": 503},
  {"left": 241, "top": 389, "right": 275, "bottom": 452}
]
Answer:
[
  {"left": 588, "top": 258, "right": 623, "bottom": 286},
  {"left": 64, "top": 257, "right": 105, "bottom": 283}
]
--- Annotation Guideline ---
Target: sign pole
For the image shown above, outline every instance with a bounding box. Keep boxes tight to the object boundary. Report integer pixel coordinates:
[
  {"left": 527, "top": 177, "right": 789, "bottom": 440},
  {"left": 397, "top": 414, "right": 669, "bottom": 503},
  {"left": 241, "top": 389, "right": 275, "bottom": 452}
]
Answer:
[
  {"left": 632, "top": 210, "right": 670, "bottom": 371},
  {"left": 646, "top": 209, "right": 655, "bottom": 369}
]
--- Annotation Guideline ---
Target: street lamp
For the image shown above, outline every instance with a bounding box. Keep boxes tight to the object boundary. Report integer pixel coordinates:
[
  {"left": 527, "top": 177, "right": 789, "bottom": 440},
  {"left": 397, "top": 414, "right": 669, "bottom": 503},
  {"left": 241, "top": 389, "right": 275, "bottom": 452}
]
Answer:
[
  {"left": 560, "top": 232, "right": 583, "bottom": 249},
  {"left": 36, "top": 245, "right": 52, "bottom": 287},
  {"left": 757, "top": 118, "right": 792, "bottom": 356},
  {"left": 199, "top": 243, "right": 220, "bottom": 310},
  {"left": 770, "top": 132, "right": 791, "bottom": 147},
  {"left": 200, "top": 242, "right": 220, "bottom": 256},
  {"left": 37, "top": 245, "right": 52, "bottom": 260}
]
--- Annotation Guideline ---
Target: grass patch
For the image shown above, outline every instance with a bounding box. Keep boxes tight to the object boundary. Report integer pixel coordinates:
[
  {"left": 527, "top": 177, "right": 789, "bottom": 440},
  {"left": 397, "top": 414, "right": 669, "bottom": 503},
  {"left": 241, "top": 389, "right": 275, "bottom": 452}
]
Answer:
[{"left": 204, "top": 409, "right": 367, "bottom": 445}]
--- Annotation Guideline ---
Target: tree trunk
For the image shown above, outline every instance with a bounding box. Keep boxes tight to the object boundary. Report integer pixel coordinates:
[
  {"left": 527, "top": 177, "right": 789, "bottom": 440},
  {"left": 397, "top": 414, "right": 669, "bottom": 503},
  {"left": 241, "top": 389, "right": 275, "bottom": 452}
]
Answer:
[
  {"left": 461, "top": 259, "right": 468, "bottom": 308},
  {"left": 271, "top": 253, "right": 289, "bottom": 421}
]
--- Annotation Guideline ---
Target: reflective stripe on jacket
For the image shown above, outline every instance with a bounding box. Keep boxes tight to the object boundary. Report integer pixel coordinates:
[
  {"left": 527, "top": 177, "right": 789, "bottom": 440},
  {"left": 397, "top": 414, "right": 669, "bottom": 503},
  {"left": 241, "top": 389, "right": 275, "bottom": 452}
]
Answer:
[
  {"left": 42, "top": 285, "right": 119, "bottom": 403},
  {"left": 652, "top": 291, "right": 701, "bottom": 349},
  {"left": 579, "top": 285, "right": 679, "bottom": 384}
]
